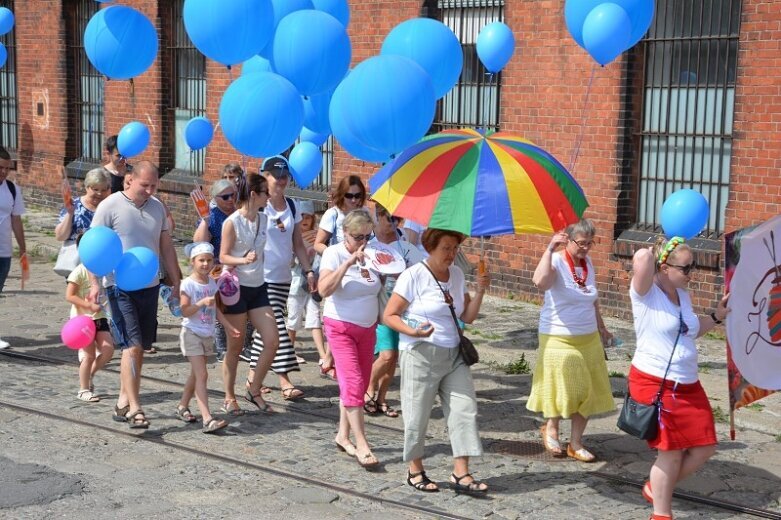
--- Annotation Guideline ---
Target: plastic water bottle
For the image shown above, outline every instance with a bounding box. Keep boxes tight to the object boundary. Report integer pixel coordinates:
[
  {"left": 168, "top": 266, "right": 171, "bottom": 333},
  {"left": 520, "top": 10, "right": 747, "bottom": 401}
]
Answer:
[
  {"left": 403, "top": 312, "right": 420, "bottom": 330},
  {"left": 160, "top": 285, "right": 182, "bottom": 318}
]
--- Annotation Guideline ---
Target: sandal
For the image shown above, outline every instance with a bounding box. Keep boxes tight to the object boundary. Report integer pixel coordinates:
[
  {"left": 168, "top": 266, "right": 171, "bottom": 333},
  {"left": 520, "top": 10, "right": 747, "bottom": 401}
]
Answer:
[
  {"left": 335, "top": 440, "right": 357, "bottom": 457},
  {"left": 245, "top": 379, "right": 271, "bottom": 394},
  {"left": 112, "top": 404, "right": 130, "bottom": 422},
  {"left": 126, "top": 410, "right": 150, "bottom": 429},
  {"left": 77, "top": 390, "right": 100, "bottom": 403},
  {"left": 363, "top": 393, "right": 378, "bottom": 415},
  {"left": 244, "top": 391, "right": 272, "bottom": 413},
  {"left": 175, "top": 406, "right": 197, "bottom": 423},
  {"left": 450, "top": 473, "right": 488, "bottom": 494},
  {"left": 355, "top": 451, "right": 379, "bottom": 468},
  {"left": 319, "top": 360, "right": 337, "bottom": 380},
  {"left": 221, "top": 399, "right": 246, "bottom": 416},
  {"left": 377, "top": 402, "right": 399, "bottom": 418},
  {"left": 642, "top": 480, "right": 653, "bottom": 504},
  {"left": 202, "top": 417, "right": 228, "bottom": 434},
  {"left": 407, "top": 470, "right": 439, "bottom": 492},
  {"left": 281, "top": 387, "right": 304, "bottom": 401},
  {"left": 540, "top": 424, "right": 564, "bottom": 457},
  {"left": 566, "top": 445, "right": 596, "bottom": 463}
]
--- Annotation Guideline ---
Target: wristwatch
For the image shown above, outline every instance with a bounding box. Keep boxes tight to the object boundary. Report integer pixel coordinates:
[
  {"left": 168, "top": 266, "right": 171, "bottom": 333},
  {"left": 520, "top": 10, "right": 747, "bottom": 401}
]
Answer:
[{"left": 710, "top": 312, "right": 723, "bottom": 325}]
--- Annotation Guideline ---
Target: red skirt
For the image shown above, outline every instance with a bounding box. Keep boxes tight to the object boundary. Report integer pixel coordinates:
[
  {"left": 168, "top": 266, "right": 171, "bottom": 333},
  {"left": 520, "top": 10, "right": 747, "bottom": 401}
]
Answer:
[{"left": 628, "top": 365, "right": 717, "bottom": 451}]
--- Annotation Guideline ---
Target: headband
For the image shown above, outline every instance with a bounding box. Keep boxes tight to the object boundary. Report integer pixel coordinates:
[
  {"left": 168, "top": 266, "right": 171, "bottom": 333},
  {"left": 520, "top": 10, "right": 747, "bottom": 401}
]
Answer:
[{"left": 658, "top": 236, "right": 685, "bottom": 265}]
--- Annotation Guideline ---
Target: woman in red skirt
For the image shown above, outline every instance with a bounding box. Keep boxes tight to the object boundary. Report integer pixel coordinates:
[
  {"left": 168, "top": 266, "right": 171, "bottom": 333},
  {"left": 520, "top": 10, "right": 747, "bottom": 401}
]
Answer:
[{"left": 629, "top": 236, "right": 729, "bottom": 520}]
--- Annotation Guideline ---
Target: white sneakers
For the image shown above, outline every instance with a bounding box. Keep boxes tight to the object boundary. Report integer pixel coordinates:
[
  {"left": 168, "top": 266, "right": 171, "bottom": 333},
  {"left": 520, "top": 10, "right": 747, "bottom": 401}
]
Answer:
[{"left": 0, "top": 337, "right": 9, "bottom": 349}]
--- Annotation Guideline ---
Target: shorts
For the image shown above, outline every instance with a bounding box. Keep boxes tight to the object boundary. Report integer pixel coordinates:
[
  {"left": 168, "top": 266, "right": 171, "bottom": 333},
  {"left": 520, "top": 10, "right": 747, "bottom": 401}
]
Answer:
[
  {"left": 179, "top": 328, "right": 215, "bottom": 357},
  {"left": 374, "top": 324, "right": 399, "bottom": 354},
  {"left": 107, "top": 285, "right": 160, "bottom": 350},
  {"left": 223, "top": 283, "right": 271, "bottom": 314},
  {"left": 94, "top": 318, "right": 110, "bottom": 333},
  {"left": 286, "top": 292, "right": 322, "bottom": 331}
]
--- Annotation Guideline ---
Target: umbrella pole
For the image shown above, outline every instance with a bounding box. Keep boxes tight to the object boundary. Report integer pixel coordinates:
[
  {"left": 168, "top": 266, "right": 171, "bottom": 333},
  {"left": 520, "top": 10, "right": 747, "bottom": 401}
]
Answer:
[{"left": 478, "top": 236, "right": 486, "bottom": 276}]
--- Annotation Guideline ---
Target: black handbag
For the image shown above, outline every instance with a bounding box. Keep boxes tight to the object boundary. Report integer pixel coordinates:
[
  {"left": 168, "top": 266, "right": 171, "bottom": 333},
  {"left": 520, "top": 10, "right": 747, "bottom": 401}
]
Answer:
[
  {"left": 617, "top": 313, "right": 683, "bottom": 440},
  {"left": 421, "top": 262, "right": 479, "bottom": 366}
]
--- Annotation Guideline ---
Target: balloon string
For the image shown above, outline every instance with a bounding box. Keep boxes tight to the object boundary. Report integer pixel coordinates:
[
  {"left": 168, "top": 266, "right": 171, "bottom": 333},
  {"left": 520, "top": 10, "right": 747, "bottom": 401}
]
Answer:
[{"left": 568, "top": 63, "right": 598, "bottom": 174}]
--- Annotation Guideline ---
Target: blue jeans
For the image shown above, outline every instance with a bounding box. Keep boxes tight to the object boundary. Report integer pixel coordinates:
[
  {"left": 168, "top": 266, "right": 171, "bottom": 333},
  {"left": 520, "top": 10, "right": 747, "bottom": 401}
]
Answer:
[{"left": 0, "top": 257, "right": 11, "bottom": 293}]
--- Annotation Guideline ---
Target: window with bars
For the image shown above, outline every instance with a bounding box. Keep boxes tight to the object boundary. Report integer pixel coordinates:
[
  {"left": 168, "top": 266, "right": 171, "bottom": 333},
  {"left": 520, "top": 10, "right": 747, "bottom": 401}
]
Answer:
[
  {"left": 425, "top": 0, "right": 503, "bottom": 133},
  {"left": 166, "top": 0, "right": 206, "bottom": 174},
  {"left": 65, "top": 0, "right": 104, "bottom": 163},
  {"left": 636, "top": 0, "right": 740, "bottom": 238},
  {"left": 0, "top": 0, "right": 17, "bottom": 151},
  {"left": 286, "top": 136, "right": 333, "bottom": 201}
]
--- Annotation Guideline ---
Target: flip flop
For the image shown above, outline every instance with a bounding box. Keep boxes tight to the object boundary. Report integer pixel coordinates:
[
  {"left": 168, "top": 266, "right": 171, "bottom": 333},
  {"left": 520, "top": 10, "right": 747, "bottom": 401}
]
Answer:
[{"left": 335, "top": 440, "right": 357, "bottom": 457}]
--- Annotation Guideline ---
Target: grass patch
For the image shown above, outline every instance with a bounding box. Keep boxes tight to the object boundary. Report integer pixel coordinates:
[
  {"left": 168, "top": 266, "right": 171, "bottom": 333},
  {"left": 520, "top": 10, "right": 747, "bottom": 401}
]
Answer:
[
  {"left": 608, "top": 371, "right": 625, "bottom": 378},
  {"left": 745, "top": 403, "right": 765, "bottom": 411},
  {"left": 711, "top": 405, "right": 729, "bottom": 424},
  {"left": 775, "top": 434, "right": 781, "bottom": 443},
  {"left": 487, "top": 354, "right": 531, "bottom": 375},
  {"left": 497, "top": 306, "right": 515, "bottom": 314},
  {"left": 704, "top": 329, "right": 726, "bottom": 341}
]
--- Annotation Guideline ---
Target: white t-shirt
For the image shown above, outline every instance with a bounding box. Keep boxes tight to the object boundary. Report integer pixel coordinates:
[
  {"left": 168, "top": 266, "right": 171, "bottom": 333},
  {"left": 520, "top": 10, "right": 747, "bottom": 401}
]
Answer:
[
  {"left": 223, "top": 210, "right": 267, "bottom": 287},
  {"left": 264, "top": 198, "right": 302, "bottom": 283},
  {"left": 320, "top": 242, "right": 382, "bottom": 328},
  {"left": 402, "top": 219, "right": 428, "bottom": 255},
  {"left": 393, "top": 262, "right": 466, "bottom": 351},
  {"left": 0, "top": 180, "right": 25, "bottom": 257},
  {"left": 318, "top": 206, "right": 370, "bottom": 246},
  {"left": 67, "top": 264, "right": 107, "bottom": 319},
  {"left": 630, "top": 283, "right": 701, "bottom": 384},
  {"left": 538, "top": 253, "right": 598, "bottom": 335},
  {"left": 180, "top": 276, "right": 218, "bottom": 337}
]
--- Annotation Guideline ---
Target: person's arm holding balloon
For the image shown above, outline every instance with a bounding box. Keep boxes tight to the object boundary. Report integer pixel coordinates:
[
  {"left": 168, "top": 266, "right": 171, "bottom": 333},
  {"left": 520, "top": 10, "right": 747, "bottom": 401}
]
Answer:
[
  {"left": 533, "top": 232, "right": 568, "bottom": 291},
  {"left": 630, "top": 246, "right": 656, "bottom": 296}
]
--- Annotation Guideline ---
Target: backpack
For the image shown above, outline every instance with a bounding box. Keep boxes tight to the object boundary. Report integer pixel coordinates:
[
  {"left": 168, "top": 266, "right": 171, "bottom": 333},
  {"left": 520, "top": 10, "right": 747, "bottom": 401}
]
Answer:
[
  {"left": 285, "top": 197, "right": 297, "bottom": 219},
  {"left": 5, "top": 180, "right": 15, "bottom": 202}
]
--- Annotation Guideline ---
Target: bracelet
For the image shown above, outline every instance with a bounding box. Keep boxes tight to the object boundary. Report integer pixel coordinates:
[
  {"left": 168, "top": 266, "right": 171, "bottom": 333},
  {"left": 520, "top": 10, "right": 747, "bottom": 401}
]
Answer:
[
  {"left": 710, "top": 312, "right": 723, "bottom": 325},
  {"left": 305, "top": 269, "right": 314, "bottom": 276}
]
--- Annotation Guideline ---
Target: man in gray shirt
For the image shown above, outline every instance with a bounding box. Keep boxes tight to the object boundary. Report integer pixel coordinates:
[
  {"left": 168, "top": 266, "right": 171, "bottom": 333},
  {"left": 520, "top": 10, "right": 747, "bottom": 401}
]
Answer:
[{"left": 89, "top": 161, "right": 180, "bottom": 428}]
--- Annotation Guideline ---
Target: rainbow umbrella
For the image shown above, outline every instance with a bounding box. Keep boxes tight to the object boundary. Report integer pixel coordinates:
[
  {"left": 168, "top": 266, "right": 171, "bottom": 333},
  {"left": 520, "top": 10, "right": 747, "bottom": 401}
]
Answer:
[{"left": 369, "top": 128, "right": 588, "bottom": 237}]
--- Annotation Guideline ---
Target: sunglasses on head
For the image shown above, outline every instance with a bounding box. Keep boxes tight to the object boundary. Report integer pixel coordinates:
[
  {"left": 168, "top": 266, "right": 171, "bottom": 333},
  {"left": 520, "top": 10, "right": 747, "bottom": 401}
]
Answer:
[
  {"left": 349, "top": 233, "right": 372, "bottom": 242},
  {"left": 344, "top": 192, "right": 363, "bottom": 200},
  {"left": 216, "top": 193, "right": 236, "bottom": 201},
  {"left": 667, "top": 262, "right": 696, "bottom": 275}
]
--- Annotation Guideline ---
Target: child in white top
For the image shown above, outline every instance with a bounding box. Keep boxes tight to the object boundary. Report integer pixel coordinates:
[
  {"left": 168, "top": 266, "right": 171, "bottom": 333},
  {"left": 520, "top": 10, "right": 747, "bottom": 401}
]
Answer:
[{"left": 176, "top": 242, "right": 238, "bottom": 433}]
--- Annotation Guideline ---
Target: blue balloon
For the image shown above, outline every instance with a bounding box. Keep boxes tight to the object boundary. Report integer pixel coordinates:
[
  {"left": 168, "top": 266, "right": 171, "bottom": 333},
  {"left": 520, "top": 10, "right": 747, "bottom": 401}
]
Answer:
[
  {"left": 303, "top": 90, "right": 333, "bottom": 135},
  {"left": 0, "top": 7, "right": 14, "bottom": 36},
  {"left": 565, "top": 0, "right": 654, "bottom": 50},
  {"left": 219, "top": 72, "right": 304, "bottom": 158},
  {"left": 0, "top": 43, "right": 6, "bottom": 69},
  {"left": 78, "top": 226, "right": 123, "bottom": 277},
  {"left": 381, "top": 18, "right": 462, "bottom": 99},
  {"left": 476, "top": 22, "right": 515, "bottom": 74},
  {"left": 84, "top": 6, "right": 158, "bottom": 80},
  {"left": 184, "top": 0, "right": 273, "bottom": 67},
  {"left": 299, "top": 127, "right": 329, "bottom": 147},
  {"left": 660, "top": 189, "right": 710, "bottom": 239},
  {"left": 332, "top": 55, "right": 435, "bottom": 157},
  {"left": 311, "top": 0, "right": 349, "bottom": 27},
  {"left": 272, "top": 10, "right": 351, "bottom": 96},
  {"left": 117, "top": 121, "right": 150, "bottom": 158},
  {"left": 241, "top": 55, "right": 273, "bottom": 76},
  {"left": 582, "top": 3, "right": 632, "bottom": 66},
  {"left": 271, "top": 0, "right": 314, "bottom": 27},
  {"left": 289, "top": 142, "right": 323, "bottom": 188},
  {"left": 184, "top": 117, "right": 213, "bottom": 151},
  {"left": 329, "top": 79, "right": 392, "bottom": 163},
  {"left": 115, "top": 247, "right": 160, "bottom": 291}
]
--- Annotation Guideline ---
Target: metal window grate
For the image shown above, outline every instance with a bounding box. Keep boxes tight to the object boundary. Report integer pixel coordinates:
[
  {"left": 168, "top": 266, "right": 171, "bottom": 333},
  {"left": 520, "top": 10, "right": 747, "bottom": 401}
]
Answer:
[
  {"left": 637, "top": 0, "right": 741, "bottom": 238},
  {"left": 167, "top": 0, "right": 206, "bottom": 174},
  {"left": 426, "top": 0, "right": 503, "bottom": 133},
  {"left": 66, "top": 0, "right": 104, "bottom": 163},
  {"left": 0, "top": 0, "right": 17, "bottom": 151}
]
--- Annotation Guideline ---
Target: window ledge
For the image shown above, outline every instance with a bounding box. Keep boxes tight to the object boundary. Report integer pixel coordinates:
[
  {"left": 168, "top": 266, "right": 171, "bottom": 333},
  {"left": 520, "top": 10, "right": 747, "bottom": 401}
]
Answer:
[
  {"left": 614, "top": 229, "right": 721, "bottom": 269},
  {"left": 65, "top": 160, "right": 102, "bottom": 180}
]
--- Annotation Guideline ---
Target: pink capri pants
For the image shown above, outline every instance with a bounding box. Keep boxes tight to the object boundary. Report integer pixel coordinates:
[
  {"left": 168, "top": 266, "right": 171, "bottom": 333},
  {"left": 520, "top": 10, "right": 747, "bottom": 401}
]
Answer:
[{"left": 323, "top": 317, "right": 377, "bottom": 408}]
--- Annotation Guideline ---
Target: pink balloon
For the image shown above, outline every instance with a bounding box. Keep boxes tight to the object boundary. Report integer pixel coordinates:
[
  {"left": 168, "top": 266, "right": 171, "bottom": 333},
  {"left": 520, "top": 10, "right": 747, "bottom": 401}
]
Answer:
[{"left": 61, "top": 315, "right": 96, "bottom": 350}]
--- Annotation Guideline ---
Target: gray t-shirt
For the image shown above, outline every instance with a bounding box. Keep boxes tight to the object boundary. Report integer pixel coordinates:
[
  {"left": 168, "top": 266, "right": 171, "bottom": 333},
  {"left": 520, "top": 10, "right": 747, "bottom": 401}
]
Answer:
[{"left": 90, "top": 192, "right": 168, "bottom": 288}]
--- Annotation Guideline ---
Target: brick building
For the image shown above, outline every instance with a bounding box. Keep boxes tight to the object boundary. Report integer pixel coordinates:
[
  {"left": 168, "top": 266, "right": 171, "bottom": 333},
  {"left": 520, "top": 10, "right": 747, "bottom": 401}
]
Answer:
[{"left": 0, "top": 0, "right": 778, "bottom": 317}]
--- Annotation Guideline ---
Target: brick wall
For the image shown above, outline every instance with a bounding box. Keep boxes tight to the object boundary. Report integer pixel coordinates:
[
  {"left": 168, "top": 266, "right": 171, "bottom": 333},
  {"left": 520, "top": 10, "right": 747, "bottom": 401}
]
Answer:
[{"left": 9, "top": 0, "right": 781, "bottom": 320}]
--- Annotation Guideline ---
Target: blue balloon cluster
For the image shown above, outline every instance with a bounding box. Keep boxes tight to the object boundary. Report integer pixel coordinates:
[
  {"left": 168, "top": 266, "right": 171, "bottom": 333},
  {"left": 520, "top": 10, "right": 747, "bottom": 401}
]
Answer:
[
  {"left": 219, "top": 72, "right": 304, "bottom": 158},
  {"left": 660, "top": 189, "right": 710, "bottom": 239},
  {"left": 184, "top": 117, "right": 213, "bottom": 151},
  {"left": 311, "top": 0, "right": 350, "bottom": 27},
  {"left": 84, "top": 6, "right": 158, "bottom": 80},
  {"left": 289, "top": 142, "right": 323, "bottom": 188},
  {"left": 299, "top": 127, "right": 329, "bottom": 147},
  {"left": 115, "top": 247, "right": 159, "bottom": 291},
  {"left": 0, "top": 7, "right": 14, "bottom": 36},
  {"left": 565, "top": 0, "right": 654, "bottom": 66},
  {"left": 78, "top": 226, "right": 123, "bottom": 277},
  {"left": 476, "top": 22, "right": 515, "bottom": 74},
  {"left": 117, "top": 122, "right": 150, "bottom": 158},
  {"left": 183, "top": 0, "right": 273, "bottom": 67},
  {"left": 303, "top": 90, "right": 333, "bottom": 135},
  {"left": 241, "top": 55, "right": 273, "bottom": 76}
]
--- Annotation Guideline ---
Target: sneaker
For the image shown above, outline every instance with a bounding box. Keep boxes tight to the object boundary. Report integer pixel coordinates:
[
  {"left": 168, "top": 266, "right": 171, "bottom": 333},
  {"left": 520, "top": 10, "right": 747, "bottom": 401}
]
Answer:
[
  {"left": 216, "top": 351, "right": 225, "bottom": 363},
  {"left": 238, "top": 350, "right": 252, "bottom": 362},
  {"left": 295, "top": 355, "right": 307, "bottom": 364},
  {"left": 0, "top": 338, "right": 9, "bottom": 350}
]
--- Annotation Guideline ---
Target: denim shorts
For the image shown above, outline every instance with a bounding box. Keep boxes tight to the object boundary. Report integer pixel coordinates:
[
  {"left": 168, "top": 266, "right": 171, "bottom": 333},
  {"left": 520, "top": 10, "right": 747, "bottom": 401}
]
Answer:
[
  {"left": 223, "top": 284, "right": 271, "bottom": 315},
  {"left": 107, "top": 285, "right": 160, "bottom": 350}
]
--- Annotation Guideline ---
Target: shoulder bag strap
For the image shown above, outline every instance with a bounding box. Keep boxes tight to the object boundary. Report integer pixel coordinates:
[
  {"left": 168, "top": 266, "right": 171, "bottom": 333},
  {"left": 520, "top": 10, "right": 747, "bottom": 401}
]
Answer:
[
  {"left": 420, "top": 261, "right": 464, "bottom": 339},
  {"left": 654, "top": 311, "right": 684, "bottom": 402}
]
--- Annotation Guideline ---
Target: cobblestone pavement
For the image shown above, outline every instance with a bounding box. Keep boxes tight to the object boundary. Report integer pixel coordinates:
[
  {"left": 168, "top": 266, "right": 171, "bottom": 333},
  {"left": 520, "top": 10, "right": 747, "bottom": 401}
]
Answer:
[{"left": 0, "top": 210, "right": 779, "bottom": 519}]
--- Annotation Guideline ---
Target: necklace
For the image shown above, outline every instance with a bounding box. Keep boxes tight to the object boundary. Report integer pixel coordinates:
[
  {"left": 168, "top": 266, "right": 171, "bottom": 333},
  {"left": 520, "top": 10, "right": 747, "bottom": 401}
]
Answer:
[{"left": 563, "top": 250, "right": 588, "bottom": 289}]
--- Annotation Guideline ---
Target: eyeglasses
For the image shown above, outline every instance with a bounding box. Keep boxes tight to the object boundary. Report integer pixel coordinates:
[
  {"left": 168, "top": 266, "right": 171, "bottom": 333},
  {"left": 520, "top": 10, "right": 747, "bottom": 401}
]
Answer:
[
  {"left": 667, "top": 262, "right": 696, "bottom": 275},
  {"left": 216, "top": 193, "right": 236, "bottom": 201},
  {"left": 349, "top": 233, "right": 372, "bottom": 242},
  {"left": 344, "top": 192, "right": 363, "bottom": 201},
  {"left": 570, "top": 239, "right": 596, "bottom": 248}
]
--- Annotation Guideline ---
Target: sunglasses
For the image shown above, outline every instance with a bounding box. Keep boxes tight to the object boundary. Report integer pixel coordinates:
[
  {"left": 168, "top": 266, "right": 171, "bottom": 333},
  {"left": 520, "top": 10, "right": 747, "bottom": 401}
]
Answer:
[
  {"left": 216, "top": 193, "right": 236, "bottom": 201},
  {"left": 667, "top": 262, "right": 696, "bottom": 275},
  {"left": 349, "top": 233, "right": 372, "bottom": 242},
  {"left": 344, "top": 192, "right": 364, "bottom": 200}
]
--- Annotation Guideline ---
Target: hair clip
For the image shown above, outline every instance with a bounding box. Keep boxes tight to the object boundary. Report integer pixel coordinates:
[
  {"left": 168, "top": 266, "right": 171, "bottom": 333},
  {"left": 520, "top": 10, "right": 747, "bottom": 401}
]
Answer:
[{"left": 658, "top": 236, "right": 685, "bottom": 265}]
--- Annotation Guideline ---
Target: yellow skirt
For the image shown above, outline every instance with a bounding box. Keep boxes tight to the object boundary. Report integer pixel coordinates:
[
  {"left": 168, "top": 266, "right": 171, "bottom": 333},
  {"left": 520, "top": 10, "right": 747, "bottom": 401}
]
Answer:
[{"left": 526, "top": 332, "right": 614, "bottom": 419}]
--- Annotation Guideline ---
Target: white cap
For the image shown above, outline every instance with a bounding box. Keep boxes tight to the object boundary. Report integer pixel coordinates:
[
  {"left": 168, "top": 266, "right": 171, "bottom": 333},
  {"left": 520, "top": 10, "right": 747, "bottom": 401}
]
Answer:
[{"left": 184, "top": 242, "right": 215, "bottom": 259}]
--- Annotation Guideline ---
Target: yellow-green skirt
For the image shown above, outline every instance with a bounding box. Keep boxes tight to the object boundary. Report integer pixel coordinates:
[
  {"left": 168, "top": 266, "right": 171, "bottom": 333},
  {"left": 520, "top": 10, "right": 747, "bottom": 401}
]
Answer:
[{"left": 526, "top": 332, "right": 614, "bottom": 419}]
